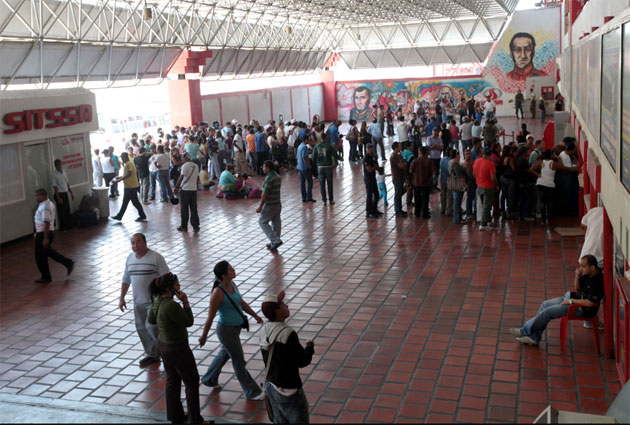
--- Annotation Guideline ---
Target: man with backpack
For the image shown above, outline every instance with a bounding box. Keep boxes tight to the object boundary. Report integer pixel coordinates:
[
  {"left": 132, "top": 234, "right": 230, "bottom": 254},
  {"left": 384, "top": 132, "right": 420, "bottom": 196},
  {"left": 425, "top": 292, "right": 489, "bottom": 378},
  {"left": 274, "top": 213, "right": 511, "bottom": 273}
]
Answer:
[
  {"left": 312, "top": 133, "right": 338, "bottom": 205},
  {"left": 259, "top": 291, "right": 314, "bottom": 423}
]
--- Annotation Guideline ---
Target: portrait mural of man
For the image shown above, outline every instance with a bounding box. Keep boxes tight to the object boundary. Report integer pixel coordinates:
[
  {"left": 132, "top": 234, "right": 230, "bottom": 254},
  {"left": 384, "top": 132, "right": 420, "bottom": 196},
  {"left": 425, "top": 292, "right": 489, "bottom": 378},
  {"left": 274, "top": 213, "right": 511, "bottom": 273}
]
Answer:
[
  {"left": 507, "top": 32, "right": 547, "bottom": 81},
  {"left": 349, "top": 86, "right": 373, "bottom": 122}
]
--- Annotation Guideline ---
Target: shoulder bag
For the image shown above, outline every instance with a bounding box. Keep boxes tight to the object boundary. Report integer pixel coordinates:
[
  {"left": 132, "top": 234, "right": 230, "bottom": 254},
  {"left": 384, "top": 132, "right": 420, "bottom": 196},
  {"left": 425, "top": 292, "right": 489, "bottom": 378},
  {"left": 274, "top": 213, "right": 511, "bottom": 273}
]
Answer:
[
  {"left": 447, "top": 166, "right": 466, "bottom": 192},
  {"left": 217, "top": 284, "right": 249, "bottom": 331}
]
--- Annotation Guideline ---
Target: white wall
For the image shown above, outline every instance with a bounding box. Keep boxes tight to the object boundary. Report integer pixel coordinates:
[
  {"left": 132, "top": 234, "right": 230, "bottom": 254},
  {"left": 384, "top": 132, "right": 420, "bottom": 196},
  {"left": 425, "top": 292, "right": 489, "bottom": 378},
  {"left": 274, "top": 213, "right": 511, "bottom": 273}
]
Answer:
[{"left": 201, "top": 83, "right": 324, "bottom": 125}]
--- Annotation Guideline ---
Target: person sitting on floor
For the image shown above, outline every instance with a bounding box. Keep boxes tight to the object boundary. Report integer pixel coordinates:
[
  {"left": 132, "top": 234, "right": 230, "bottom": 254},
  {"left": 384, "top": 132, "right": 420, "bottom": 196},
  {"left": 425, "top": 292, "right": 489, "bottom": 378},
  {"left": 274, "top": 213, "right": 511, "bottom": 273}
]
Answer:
[
  {"left": 217, "top": 164, "right": 243, "bottom": 199},
  {"left": 509, "top": 254, "right": 603, "bottom": 346},
  {"left": 199, "top": 169, "right": 212, "bottom": 190}
]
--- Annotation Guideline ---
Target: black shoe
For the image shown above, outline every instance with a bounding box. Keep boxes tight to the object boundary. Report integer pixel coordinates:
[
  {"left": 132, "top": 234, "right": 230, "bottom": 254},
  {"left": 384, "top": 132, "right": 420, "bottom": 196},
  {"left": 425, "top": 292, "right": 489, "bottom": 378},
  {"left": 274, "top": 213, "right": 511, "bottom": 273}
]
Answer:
[
  {"left": 375, "top": 210, "right": 383, "bottom": 216},
  {"left": 308, "top": 199, "right": 316, "bottom": 203},
  {"left": 66, "top": 261, "right": 75, "bottom": 276},
  {"left": 302, "top": 200, "right": 307, "bottom": 203},
  {"left": 177, "top": 226, "right": 187, "bottom": 231},
  {"left": 266, "top": 243, "right": 273, "bottom": 250},
  {"left": 272, "top": 240, "right": 283, "bottom": 250},
  {"left": 330, "top": 201, "right": 335, "bottom": 205},
  {"left": 135, "top": 217, "right": 147, "bottom": 222},
  {"left": 139, "top": 356, "right": 160, "bottom": 368},
  {"left": 35, "top": 278, "right": 51, "bottom": 284},
  {"left": 149, "top": 197, "right": 155, "bottom": 201},
  {"left": 193, "top": 227, "right": 200, "bottom": 233},
  {"left": 110, "top": 215, "right": 122, "bottom": 221},
  {"left": 395, "top": 212, "right": 408, "bottom": 217}
]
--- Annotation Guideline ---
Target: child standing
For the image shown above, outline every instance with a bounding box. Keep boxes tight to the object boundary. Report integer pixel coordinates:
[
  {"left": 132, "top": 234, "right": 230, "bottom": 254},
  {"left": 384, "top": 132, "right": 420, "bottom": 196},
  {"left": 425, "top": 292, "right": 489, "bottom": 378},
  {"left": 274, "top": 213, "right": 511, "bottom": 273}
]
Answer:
[{"left": 376, "top": 167, "right": 388, "bottom": 207}]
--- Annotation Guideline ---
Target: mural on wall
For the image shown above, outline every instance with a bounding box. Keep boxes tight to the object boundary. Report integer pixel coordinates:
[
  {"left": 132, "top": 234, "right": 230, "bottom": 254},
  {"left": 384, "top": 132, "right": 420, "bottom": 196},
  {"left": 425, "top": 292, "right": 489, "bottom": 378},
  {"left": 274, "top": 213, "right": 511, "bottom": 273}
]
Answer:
[
  {"left": 336, "top": 78, "right": 492, "bottom": 122},
  {"left": 483, "top": 9, "right": 560, "bottom": 95}
]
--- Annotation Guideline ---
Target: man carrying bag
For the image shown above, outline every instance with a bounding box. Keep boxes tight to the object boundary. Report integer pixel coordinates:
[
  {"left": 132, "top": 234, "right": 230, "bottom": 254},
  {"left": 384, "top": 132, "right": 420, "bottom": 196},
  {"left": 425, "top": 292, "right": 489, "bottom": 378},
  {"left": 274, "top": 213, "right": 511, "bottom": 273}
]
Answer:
[{"left": 259, "top": 291, "right": 314, "bottom": 423}]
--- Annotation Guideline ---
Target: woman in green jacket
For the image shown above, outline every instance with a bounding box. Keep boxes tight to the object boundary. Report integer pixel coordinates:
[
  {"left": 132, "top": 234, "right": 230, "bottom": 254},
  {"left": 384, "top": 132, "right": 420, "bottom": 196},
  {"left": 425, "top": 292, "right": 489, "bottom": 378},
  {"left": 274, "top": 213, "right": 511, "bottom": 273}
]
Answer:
[{"left": 148, "top": 273, "right": 211, "bottom": 424}]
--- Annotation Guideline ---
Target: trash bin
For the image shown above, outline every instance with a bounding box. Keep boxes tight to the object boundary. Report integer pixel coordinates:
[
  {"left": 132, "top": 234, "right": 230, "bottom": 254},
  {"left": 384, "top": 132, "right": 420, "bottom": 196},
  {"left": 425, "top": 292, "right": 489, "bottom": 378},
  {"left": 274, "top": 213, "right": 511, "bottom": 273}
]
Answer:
[{"left": 92, "top": 187, "right": 110, "bottom": 219}]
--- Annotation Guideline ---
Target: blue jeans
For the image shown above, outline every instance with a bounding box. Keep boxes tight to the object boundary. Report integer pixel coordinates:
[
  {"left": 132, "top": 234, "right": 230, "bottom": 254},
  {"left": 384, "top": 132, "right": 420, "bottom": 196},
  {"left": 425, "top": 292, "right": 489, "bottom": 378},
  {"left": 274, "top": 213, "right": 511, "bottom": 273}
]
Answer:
[
  {"left": 149, "top": 171, "right": 158, "bottom": 199},
  {"left": 299, "top": 170, "right": 313, "bottom": 201},
  {"left": 265, "top": 381, "right": 310, "bottom": 424},
  {"left": 520, "top": 291, "right": 582, "bottom": 343},
  {"left": 452, "top": 190, "right": 463, "bottom": 223},
  {"left": 157, "top": 170, "right": 174, "bottom": 201},
  {"left": 201, "top": 322, "right": 262, "bottom": 399}
]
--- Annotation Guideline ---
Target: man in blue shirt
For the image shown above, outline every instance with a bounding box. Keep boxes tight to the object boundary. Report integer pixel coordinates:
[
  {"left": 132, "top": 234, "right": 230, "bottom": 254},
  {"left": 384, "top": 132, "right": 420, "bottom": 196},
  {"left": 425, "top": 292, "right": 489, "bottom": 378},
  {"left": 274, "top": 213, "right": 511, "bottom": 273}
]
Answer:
[
  {"left": 297, "top": 137, "right": 316, "bottom": 203},
  {"left": 221, "top": 122, "right": 234, "bottom": 139},
  {"left": 424, "top": 117, "right": 438, "bottom": 137},
  {"left": 255, "top": 127, "right": 268, "bottom": 174},
  {"left": 326, "top": 121, "right": 339, "bottom": 147}
]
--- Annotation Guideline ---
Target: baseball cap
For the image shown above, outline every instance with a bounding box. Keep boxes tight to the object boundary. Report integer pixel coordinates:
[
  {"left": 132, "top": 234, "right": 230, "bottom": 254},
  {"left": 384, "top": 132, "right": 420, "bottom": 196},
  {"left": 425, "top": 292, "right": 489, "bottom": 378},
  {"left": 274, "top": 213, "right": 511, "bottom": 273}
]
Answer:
[{"left": 261, "top": 290, "right": 285, "bottom": 321}]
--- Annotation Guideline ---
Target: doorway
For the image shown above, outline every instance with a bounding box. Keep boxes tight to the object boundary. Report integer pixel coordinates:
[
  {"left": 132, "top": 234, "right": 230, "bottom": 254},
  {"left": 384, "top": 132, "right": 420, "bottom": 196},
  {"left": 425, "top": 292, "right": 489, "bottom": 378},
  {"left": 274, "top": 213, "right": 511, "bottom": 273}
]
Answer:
[{"left": 24, "top": 142, "right": 52, "bottom": 216}]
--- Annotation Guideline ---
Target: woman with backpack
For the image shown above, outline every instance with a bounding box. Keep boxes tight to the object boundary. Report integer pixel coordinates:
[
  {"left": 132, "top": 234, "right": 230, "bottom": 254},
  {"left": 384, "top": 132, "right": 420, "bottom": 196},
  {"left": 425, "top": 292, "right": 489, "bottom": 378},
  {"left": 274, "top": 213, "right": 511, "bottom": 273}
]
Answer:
[
  {"left": 199, "top": 261, "right": 264, "bottom": 401},
  {"left": 148, "top": 273, "right": 212, "bottom": 424}
]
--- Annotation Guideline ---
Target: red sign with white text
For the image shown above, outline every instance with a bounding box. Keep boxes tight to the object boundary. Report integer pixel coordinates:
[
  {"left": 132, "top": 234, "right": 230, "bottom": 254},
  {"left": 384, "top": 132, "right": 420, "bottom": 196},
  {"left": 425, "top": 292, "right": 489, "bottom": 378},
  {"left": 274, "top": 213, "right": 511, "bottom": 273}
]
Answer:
[{"left": 2, "top": 105, "right": 93, "bottom": 134}]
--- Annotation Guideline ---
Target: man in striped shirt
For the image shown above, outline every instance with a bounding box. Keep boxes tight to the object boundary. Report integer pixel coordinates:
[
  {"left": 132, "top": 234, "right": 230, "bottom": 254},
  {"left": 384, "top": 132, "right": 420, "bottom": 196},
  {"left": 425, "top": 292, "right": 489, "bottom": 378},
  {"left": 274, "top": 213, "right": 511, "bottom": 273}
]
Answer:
[
  {"left": 119, "top": 233, "right": 169, "bottom": 367},
  {"left": 256, "top": 160, "right": 282, "bottom": 251}
]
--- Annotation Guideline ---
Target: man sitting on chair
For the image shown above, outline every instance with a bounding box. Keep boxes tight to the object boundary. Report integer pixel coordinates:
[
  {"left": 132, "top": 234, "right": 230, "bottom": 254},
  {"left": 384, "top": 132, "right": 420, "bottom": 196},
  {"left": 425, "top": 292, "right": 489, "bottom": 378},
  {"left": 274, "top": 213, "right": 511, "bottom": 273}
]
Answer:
[{"left": 510, "top": 254, "right": 603, "bottom": 346}]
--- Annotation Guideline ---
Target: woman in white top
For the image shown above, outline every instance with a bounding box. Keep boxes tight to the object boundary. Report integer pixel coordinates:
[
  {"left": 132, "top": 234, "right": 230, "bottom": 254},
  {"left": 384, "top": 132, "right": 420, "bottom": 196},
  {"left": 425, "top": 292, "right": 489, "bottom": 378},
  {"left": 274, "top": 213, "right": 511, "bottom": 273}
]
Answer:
[
  {"left": 101, "top": 149, "right": 117, "bottom": 197},
  {"left": 531, "top": 149, "right": 556, "bottom": 223}
]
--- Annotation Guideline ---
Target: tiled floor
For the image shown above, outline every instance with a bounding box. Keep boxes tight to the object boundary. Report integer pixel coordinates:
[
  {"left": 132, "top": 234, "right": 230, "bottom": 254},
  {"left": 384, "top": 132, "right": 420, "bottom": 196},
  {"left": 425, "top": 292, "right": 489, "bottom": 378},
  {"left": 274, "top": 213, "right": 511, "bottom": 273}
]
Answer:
[{"left": 0, "top": 117, "right": 621, "bottom": 423}]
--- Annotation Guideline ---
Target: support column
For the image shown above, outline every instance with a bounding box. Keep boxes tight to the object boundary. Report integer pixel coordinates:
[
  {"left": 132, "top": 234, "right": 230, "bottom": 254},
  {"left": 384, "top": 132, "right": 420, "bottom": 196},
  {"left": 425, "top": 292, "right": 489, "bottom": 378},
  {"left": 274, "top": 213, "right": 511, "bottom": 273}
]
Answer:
[
  {"left": 168, "top": 79, "right": 202, "bottom": 128},
  {"left": 321, "top": 70, "right": 337, "bottom": 122},
  {"left": 603, "top": 207, "right": 614, "bottom": 358}
]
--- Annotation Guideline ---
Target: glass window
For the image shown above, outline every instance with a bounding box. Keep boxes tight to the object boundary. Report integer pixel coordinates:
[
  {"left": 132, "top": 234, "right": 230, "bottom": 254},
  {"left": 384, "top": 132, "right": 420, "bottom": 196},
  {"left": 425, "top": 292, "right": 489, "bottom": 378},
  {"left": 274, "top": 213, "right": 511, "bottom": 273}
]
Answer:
[{"left": 0, "top": 144, "right": 25, "bottom": 205}]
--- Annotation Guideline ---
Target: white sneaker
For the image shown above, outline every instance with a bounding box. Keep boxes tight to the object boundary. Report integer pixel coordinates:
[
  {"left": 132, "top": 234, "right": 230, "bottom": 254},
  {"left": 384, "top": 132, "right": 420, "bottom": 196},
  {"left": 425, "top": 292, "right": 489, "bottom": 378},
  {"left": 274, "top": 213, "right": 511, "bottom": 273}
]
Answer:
[
  {"left": 515, "top": 336, "right": 539, "bottom": 346},
  {"left": 583, "top": 321, "right": 604, "bottom": 330},
  {"left": 479, "top": 225, "right": 489, "bottom": 231},
  {"left": 249, "top": 392, "right": 265, "bottom": 401},
  {"left": 509, "top": 328, "right": 522, "bottom": 337}
]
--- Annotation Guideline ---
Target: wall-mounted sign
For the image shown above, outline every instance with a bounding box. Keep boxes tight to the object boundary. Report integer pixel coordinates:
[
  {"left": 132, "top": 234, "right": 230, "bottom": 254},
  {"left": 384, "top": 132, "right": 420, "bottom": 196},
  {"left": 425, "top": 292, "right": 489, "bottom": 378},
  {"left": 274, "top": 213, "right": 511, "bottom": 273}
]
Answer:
[
  {"left": 3, "top": 105, "right": 93, "bottom": 134},
  {"left": 600, "top": 27, "right": 621, "bottom": 171}
]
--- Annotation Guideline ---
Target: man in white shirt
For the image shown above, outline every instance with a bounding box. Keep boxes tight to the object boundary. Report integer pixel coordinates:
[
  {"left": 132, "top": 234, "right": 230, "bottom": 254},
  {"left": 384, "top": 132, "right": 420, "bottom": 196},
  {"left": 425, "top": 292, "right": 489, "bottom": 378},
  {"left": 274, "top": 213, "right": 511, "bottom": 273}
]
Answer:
[
  {"left": 92, "top": 149, "right": 103, "bottom": 187},
  {"left": 148, "top": 145, "right": 159, "bottom": 200},
  {"left": 175, "top": 153, "right": 200, "bottom": 232},
  {"left": 119, "top": 233, "right": 169, "bottom": 368},
  {"left": 459, "top": 117, "right": 473, "bottom": 150},
  {"left": 52, "top": 159, "right": 74, "bottom": 231},
  {"left": 33, "top": 188, "right": 74, "bottom": 283},
  {"left": 154, "top": 145, "right": 174, "bottom": 202},
  {"left": 483, "top": 97, "right": 496, "bottom": 121}
]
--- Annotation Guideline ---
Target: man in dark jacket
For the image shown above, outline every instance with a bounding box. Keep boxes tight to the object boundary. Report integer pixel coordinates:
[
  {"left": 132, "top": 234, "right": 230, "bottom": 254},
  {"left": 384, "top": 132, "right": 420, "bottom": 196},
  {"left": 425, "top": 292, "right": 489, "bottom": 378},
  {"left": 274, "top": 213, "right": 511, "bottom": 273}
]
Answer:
[
  {"left": 259, "top": 291, "right": 314, "bottom": 424},
  {"left": 410, "top": 146, "right": 437, "bottom": 218}
]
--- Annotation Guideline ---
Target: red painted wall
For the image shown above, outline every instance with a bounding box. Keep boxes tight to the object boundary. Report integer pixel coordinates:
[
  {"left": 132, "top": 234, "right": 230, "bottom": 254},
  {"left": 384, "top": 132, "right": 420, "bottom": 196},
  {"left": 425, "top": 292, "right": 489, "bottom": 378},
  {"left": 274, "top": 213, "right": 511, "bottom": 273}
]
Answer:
[{"left": 168, "top": 79, "right": 202, "bottom": 128}]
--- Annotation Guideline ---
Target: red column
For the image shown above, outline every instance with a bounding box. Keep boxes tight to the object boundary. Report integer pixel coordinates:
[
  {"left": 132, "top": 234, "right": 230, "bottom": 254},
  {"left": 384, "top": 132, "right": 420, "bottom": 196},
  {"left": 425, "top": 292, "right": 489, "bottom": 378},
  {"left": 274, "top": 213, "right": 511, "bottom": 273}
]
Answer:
[
  {"left": 603, "top": 208, "right": 614, "bottom": 358},
  {"left": 320, "top": 70, "right": 337, "bottom": 122},
  {"left": 168, "top": 79, "right": 202, "bottom": 128}
]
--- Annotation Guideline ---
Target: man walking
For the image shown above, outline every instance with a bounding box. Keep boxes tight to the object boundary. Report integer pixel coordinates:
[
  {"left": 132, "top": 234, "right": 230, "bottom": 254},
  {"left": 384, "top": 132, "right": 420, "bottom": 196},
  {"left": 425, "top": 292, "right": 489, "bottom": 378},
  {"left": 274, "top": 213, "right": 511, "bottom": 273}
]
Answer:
[
  {"left": 134, "top": 147, "right": 151, "bottom": 205},
  {"left": 510, "top": 255, "right": 603, "bottom": 346},
  {"left": 312, "top": 133, "right": 337, "bottom": 205},
  {"left": 257, "top": 160, "right": 283, "bottom": 251},
  {"left": 175, "top": 153, "right": 200, "bottom": 232},
  {"left": 259, "top": 291, "right": 314, "bottom": 423},
  {"left": 154, "top": 145, "right": 175, "bottom": 202},
  {"left": 473, "top": 147, "right": 498, "bottom": 230},
  {"left": 410, "top": 147, "right": 436, "bottom": 218},
  {"left": 52, "top": 159, "right": 74, "bottom": 231},
  {"left": 33, "top": 189, "right": 74, "bottom": 283},
  {"left": 297, "top": 136, "right": 315, "bottom": 203},
  {"left": 119, "top": 233, "right": 168, "bottom": 367},
  {"left": 363, "top": 144, "right": 380, "bottom": 218},
  {"left": 390, "top": 142, "right": 407, "bottom": 217},
  {"left": 111, "top": 152, "right": 147, "bottom": 222},
  {"left": 514, "top": 89, "right": 524, "bottom": 119}
]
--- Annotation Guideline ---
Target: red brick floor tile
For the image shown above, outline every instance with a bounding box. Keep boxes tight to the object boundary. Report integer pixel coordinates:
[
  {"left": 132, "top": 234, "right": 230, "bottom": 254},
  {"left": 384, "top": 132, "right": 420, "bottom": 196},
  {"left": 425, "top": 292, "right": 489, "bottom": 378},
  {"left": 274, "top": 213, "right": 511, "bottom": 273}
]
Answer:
[
  {"left": 426, "top": 413, "right": 455, "bottom": 423},
  {"left": 0, "top": 138, "right": 617, "bottom": 423},
  {"left": 335, "top": 412, "right": 365, "bottom": 423}
]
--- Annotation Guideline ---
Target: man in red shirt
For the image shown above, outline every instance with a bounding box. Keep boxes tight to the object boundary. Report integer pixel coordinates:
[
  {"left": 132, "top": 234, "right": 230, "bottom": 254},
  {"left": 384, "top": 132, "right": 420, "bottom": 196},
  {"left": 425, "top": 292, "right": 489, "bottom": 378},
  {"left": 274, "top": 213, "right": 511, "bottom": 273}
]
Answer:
[{"left": 473, "top": 147, "right": 498, "bottom": 230}]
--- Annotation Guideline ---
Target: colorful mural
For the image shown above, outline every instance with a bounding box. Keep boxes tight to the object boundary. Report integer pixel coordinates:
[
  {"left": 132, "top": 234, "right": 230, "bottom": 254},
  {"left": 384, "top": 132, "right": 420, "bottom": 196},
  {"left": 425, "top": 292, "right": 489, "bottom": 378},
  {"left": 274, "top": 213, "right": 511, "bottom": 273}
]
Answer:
[
  {"left": 483, "top": 9, "right": 560, "bottom": 94},
  {"left": 336, "top": 78, "right": 491, "bottom": 121}
]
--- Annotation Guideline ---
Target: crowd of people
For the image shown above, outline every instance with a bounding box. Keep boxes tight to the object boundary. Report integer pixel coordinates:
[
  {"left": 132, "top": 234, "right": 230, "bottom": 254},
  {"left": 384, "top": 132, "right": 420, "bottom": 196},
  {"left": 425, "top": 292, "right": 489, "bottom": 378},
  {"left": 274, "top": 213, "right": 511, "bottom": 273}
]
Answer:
[{"left": 27, "top": 91, "right": 587, "bottom": 424}]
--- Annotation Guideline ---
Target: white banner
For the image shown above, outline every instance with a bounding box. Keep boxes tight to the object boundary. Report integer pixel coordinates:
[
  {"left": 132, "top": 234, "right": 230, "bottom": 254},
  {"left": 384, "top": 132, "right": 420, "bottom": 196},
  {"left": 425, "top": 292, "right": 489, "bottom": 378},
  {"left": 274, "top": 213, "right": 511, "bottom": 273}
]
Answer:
[{"left": 50, "top": 133, "right": 88, "bottom": 186}]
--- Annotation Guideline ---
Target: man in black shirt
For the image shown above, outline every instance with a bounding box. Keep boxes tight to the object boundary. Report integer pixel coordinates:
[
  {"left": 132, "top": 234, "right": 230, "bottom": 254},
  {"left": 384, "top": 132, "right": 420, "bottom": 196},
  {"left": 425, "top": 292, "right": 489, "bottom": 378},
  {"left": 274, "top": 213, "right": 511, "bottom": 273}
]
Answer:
[
  {"left": 510, "top": 255, "right": 604, "bottom": 346},
  {"left": 133, "top": 147, "right": 151, "bottom": 205},
  {"left": 363, "top": 144, "right": 381, "bottom": 218},
  {"left": 259, "top": 291, "right": 314, "bottom": 424}
]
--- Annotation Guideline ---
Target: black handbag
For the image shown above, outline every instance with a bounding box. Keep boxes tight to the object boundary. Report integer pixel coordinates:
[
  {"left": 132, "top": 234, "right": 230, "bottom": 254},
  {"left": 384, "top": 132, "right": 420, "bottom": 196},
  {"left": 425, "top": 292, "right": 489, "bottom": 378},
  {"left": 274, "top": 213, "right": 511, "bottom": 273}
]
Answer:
[{"left": 217, "top": 285, "right": 249, "bottom": 331}]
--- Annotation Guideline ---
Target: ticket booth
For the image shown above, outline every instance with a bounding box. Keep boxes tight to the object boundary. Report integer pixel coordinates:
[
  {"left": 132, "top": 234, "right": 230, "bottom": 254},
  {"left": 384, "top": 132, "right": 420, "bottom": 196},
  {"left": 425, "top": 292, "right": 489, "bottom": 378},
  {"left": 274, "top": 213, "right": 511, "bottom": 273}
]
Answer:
[{"left": 0, "top": 89, "right": 98, "bottom": 243}]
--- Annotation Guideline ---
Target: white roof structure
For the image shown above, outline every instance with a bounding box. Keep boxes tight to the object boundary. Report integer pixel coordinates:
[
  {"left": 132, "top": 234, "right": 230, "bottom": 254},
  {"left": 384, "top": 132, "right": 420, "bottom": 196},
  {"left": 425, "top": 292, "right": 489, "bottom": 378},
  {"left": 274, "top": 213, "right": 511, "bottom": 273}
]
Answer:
[{"left": 0, "top": 0, "right": 519, "bottom": 88}]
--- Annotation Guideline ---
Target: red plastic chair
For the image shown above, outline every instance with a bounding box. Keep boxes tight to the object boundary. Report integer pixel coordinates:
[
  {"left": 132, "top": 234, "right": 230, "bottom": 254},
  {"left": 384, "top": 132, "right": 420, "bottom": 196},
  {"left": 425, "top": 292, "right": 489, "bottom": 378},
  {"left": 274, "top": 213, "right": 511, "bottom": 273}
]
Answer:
[{"left": 560, "top": 303, "right": 600, "bottom": 353}]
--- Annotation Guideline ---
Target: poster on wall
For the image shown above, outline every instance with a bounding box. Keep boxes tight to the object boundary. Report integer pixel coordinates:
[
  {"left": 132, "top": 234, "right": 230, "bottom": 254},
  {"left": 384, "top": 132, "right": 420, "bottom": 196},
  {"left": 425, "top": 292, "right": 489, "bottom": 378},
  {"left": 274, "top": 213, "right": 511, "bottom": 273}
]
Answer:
[
  {"left": 50, "top": 134, "right": 88, "bottom": 185},
  {"left": 587, "top": 36, "right": 601, "bottom": 142},
  {"left": 573, "top": 44, "right": 581, "bottom": 110},
  {"left": 622, "top": 23, "right": 630, "bottom": 192},
  {"left": 580, "top": 40, "right": 589, "bottom": 121},
  {"left": 560, "top": 47, "right": 571, "bottom": 105},
  {"left": 482, "top": 8, "right": 559, "bottom": 96},
  {"left": 336, "top": 78, "right": 492, "bottom": 121},
  {"left": 600, "top": 28, "right": 621, "bottom": 171}
]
